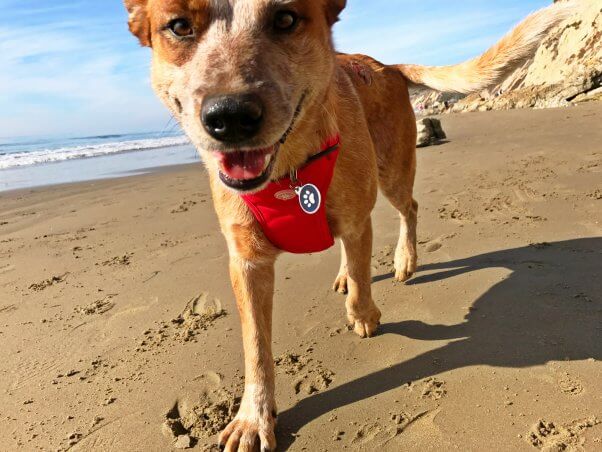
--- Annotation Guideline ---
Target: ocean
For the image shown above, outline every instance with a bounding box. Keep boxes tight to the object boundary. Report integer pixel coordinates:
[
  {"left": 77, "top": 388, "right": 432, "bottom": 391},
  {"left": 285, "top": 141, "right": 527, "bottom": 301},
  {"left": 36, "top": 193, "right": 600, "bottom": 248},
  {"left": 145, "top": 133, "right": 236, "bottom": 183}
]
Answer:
[{"left": 0, "top": 131, "right": 201, "bottom": 192}]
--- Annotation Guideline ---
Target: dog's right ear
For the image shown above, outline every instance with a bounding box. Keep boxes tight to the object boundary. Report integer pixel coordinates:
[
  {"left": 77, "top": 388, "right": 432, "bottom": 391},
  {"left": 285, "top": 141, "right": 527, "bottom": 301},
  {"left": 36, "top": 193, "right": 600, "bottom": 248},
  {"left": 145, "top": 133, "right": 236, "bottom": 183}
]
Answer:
[
  {"left": 124, "top": 0, "right": 151, "bottom": 47},
  {"left": 325, "top": 0, "right": 347, "bottom": 26}
]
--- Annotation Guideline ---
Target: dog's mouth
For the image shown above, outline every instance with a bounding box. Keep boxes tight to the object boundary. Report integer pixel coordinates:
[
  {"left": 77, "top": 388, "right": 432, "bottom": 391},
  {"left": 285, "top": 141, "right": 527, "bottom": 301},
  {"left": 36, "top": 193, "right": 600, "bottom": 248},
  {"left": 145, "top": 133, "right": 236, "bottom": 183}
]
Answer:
[
  {"left": 213, "top": 145, "right": 279, "bottom": 191},
  {"left": 212, "top": 93, "right": 306, "bottom": 192}
]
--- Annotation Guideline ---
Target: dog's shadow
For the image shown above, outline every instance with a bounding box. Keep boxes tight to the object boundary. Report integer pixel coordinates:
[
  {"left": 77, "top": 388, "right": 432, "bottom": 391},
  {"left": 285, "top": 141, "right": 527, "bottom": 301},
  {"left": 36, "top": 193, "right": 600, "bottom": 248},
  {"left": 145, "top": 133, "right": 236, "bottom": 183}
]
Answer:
[{"left": 277, "top": 238, "right": 602, "bottom": 448}]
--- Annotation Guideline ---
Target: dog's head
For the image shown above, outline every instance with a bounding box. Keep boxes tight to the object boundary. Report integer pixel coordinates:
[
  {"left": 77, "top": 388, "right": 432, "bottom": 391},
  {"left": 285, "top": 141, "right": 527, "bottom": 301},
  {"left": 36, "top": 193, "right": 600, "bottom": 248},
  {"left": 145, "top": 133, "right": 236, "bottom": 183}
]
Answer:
[{"left": 125, "top": 0, "right": 346, "bottom": 192}]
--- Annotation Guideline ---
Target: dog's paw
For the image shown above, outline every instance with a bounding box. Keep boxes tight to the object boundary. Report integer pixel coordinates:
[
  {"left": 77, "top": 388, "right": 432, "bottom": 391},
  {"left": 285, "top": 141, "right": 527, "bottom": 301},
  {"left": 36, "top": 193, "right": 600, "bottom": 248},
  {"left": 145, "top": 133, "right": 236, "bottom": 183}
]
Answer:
[
  {"left": 332, "top": 272, "right": 348, "bottom": 294},
  {"left": 218, "top": 412, "right": 276, "bottom": 452},
  {"left": 346, "top": 304, "right": 381, "bottom": 338},
  {"left": 395, "top": 267, "right": 414, "bottom": 283},
  {"left": 394, "top": 250, "right": 417, "bottom": 283}
]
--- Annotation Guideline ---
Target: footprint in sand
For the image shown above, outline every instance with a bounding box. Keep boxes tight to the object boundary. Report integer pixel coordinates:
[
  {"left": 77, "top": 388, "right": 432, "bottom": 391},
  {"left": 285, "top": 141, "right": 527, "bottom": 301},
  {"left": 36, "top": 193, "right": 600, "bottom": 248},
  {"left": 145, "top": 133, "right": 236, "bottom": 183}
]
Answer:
[
  {"left": 75, "top": 296, "right": 116, "bottom": 316},
  {"left": 0, "top": 303, "right": 17, "bottom": 314},
  {"left": 352, "top": 422, "right": 387, "bottom": 445},
  {"left": 293, "top": 367, "right": 335, "bottom": 395},
  {"left": 373, "top": 245, "right": 394, "bottom": 269},
  {"left": 160, "top": 239, "right": 182, "bottom": 248},
  {"left": 136, "top": 294, "right": 226, "bottom": 353},
  {"left": 162, "top": 386, "right": 240, "bottom": 449},
  {"left": 194, "top": 371, "right": 223, "bottom": 388},
  {"left": 101, "top": 253, "right": 133, "bottom": 267},
  {"left": 172, "top": 293, "right": 226, "bottom": 342},
  {"left": 351, "top": 410, "right": 432, "bottom": 447},
  {"left": 171, "top": 200, "right": 197, "bottom": 214},
  {"left": 558, "top": 373, "right": 584, "bottom": 396},
  {"left": 421, "top": 378, "right": 447, "bottom": 400},
  {"left": 426, "top": 242, "right": 442, "bottom": 253},
  {"left": 275, "top": 352, "right": 335, "bottom": 395},
  {"left": 28, "top": 274, "right": 68, "bottom": 292},
  {"left": 438, "top": 196, "right": 472, "bottom": 222},
  {"left": 527, "top": 417, "right": 600, "bottom": 450}
]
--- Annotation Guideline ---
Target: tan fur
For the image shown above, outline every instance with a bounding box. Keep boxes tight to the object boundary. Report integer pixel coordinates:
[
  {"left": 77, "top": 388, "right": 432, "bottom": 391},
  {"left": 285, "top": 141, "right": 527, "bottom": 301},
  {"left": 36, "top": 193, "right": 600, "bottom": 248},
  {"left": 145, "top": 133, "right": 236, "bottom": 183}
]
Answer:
[
  {"left": 124, "top": 1, "right": 564, "bottom": 449},
  {"left": 398, "top": 1, "right": 576, "bottom": 93}
]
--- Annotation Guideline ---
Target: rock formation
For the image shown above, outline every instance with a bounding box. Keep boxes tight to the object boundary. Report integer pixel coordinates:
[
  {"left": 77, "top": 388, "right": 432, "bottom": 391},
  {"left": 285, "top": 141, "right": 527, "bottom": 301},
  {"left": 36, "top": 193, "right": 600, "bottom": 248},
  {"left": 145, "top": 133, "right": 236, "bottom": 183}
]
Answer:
[
  {"left": 413, "top": 0, "right": 602, "bottom": 115},
  {"left": 416, "top": 118, "right": 447, "bottom": 147}
]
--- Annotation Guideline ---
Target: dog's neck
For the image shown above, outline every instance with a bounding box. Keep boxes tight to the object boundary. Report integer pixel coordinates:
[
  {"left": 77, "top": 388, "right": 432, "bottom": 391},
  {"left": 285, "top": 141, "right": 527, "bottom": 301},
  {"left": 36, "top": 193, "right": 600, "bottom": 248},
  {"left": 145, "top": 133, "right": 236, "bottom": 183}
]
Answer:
[{"left": 270, "top": 72, "right": 340, "bottom": 181}]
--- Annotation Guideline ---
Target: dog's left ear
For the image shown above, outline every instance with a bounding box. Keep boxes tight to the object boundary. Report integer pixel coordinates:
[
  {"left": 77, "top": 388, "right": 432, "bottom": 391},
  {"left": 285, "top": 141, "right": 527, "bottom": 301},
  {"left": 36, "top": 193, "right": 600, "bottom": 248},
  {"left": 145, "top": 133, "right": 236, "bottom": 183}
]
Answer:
[
  {"left": 325, "top": 0, "right": 347, "bottom": 26},
  {"left": 124, "top": 0, "right": 151, "bottom": 47}
]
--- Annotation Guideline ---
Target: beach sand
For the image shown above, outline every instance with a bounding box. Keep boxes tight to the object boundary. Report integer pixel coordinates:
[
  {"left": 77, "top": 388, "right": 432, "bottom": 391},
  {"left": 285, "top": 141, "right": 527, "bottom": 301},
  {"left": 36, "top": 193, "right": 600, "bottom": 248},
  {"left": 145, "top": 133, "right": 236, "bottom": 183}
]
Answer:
[{"left": 1, "top": 104, "right": 601, "bottom": 451}]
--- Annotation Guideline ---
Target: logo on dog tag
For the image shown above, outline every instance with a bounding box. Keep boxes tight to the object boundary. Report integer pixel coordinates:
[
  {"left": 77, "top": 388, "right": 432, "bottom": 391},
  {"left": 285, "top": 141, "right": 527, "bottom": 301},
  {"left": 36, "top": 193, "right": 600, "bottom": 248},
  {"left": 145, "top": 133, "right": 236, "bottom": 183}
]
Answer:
[{"left": 296, "top": 184, "right": 321, "bottom": 215}]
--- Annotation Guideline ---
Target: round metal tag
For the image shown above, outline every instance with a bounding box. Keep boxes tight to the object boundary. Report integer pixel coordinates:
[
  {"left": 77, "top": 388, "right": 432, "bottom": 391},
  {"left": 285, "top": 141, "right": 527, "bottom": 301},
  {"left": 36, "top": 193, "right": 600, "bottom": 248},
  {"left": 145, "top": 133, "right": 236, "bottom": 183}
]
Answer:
[{"left": 297, "top": 184, "right": 321, "bottom": 215}]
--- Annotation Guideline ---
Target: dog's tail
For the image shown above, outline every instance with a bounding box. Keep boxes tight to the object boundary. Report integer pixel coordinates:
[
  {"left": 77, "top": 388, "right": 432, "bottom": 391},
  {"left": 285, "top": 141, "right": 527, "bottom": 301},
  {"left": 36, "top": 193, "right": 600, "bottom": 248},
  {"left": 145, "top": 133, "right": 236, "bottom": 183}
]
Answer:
[{"left": 395, "top": 1, "right": 576, "bottom": 94}]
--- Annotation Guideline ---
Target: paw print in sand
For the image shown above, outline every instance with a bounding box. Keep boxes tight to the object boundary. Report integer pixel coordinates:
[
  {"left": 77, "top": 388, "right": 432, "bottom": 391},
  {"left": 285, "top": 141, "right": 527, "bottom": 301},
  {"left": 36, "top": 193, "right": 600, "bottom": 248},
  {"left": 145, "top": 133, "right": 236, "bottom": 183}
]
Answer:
[{"left": 298, "top": 184, "right": 321, "bottom": 215}]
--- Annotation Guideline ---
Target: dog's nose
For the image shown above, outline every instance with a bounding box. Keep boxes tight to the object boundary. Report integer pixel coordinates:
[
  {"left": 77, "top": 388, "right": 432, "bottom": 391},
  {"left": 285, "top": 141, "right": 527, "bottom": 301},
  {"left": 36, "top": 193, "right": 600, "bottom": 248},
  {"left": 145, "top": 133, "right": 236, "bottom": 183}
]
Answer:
[{"left": 201, "top": 94, "right": 264, "bottom": 143}]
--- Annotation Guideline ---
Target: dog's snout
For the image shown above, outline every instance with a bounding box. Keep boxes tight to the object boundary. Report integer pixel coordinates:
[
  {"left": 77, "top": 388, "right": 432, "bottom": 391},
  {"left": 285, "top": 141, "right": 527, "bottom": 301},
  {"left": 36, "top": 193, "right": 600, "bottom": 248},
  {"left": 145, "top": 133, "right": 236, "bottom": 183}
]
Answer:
[{"left": 201, "top": 94, "right": 264, "bottom": 143}]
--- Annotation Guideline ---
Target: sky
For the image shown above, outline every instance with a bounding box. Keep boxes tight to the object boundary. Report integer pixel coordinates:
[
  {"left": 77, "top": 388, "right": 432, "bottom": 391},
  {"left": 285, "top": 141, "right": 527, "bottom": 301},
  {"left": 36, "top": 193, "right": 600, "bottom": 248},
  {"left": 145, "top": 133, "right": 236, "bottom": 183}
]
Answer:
[{"left": 0, "top": 0, "right": 551, "bottom": 139}]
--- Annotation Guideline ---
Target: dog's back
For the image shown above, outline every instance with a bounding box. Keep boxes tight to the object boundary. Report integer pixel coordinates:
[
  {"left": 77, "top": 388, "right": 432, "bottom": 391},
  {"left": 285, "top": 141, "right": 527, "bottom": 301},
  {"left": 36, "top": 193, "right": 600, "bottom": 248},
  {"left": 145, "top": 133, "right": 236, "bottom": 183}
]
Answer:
[
  {"left": 337, "top": 54, "right": 416, "bottom": 171},
  {"left": 333, "top": 1, "right": 575, "bottom": 191}
]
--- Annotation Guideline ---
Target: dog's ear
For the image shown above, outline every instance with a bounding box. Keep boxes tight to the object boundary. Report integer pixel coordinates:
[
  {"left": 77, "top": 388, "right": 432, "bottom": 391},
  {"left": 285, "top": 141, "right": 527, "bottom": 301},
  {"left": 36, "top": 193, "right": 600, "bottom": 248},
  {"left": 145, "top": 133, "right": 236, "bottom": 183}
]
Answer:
[
  {"left": 325, "top": 0, "right": 347, "bottom": 26},
  {"left": 124, "top": 0, "right": 151, "bottom": 47}
]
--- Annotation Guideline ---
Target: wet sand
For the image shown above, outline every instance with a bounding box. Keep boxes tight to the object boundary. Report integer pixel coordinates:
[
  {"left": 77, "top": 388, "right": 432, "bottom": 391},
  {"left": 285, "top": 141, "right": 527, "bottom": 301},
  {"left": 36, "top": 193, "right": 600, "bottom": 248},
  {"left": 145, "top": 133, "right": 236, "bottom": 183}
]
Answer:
[{"left": 1, "top": 103, "right": 601, "bottom": 451}]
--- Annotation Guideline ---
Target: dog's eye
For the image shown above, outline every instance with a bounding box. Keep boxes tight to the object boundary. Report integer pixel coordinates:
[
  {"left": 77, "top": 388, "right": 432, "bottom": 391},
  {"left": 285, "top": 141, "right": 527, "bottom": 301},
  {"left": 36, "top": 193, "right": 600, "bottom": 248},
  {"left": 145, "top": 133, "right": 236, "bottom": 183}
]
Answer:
[
  {"left": 273, "top": 11, "right": 298, "bottom": 32},
  {"left": 167, "top": 19, "right": 194, "bottom": 38}
]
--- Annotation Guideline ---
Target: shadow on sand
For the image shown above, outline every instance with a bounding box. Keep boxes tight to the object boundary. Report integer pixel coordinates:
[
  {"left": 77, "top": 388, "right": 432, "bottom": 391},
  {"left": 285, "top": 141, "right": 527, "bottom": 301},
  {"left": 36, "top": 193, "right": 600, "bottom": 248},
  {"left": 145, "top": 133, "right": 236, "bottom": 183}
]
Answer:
[{"left": 277, "top": 238, "right": 601, "bottom": 448}]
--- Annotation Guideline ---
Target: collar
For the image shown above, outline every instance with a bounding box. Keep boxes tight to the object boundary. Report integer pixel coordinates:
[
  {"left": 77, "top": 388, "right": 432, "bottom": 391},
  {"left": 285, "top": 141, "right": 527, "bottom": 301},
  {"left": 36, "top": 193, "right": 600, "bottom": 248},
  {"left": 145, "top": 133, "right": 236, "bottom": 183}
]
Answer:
[
  {"left": 286, "top": 134, "right": 341, "bottom": 186},
  {"left": 305, "top": 135, "right": 341, "bottom": 164}
]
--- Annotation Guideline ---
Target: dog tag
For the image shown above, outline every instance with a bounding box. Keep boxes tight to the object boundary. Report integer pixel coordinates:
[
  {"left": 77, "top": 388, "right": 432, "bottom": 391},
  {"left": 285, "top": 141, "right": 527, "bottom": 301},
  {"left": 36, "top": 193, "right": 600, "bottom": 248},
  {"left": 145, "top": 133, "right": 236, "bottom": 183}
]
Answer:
[{"left": 295, "top": 184, "right": 321, "bottom": 215}]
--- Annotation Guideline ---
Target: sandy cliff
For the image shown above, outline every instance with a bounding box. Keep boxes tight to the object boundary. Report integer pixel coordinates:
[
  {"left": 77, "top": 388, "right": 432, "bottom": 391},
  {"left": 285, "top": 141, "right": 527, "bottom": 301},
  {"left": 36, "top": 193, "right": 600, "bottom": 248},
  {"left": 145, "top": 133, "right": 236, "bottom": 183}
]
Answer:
[{"left": 414, "top": 0, "right": 602, "bottom": 114}]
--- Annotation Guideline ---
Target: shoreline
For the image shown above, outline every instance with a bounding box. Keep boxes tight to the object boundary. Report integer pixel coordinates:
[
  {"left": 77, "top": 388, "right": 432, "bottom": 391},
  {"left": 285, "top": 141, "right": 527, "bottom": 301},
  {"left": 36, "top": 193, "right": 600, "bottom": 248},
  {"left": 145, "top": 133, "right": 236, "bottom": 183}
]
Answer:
[
  {"left": 0, "top": 160, "right": 203, "bottom": 198},
  {"left": 0, "top": 143, "right": 200, "bottom": 193},
  {"left": 0, "top": 102, "right": 595, "bottom": 195}
]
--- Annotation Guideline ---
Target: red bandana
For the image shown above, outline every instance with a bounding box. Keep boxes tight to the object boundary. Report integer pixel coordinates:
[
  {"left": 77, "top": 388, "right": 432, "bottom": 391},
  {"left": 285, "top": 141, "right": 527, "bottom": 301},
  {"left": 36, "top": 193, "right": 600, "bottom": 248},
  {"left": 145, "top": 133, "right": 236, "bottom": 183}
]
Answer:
[{"left": 241, "top": 136, "right": 340, "bottom": 254}]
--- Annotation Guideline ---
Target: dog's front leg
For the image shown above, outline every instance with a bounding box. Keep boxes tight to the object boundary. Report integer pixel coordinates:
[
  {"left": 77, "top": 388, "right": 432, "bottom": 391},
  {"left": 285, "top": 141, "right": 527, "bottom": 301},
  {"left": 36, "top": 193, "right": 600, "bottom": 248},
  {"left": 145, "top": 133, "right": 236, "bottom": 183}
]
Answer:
[
  {"left": 219, "top": 252, "right": 277, "bottom": 452},
  {"left": 343, "top": 219, "right": 382, "bottom": 338}
]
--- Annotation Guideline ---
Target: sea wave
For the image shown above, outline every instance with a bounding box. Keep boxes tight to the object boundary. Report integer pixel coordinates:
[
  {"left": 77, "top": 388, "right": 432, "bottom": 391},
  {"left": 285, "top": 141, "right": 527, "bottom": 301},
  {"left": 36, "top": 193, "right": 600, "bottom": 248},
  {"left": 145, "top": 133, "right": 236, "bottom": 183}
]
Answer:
[
  {"left": 0, "top": 136, "right": 191, "bottom": 170},
  {"left": 72, "top": 134, "right": 126, "bottom": 140}
]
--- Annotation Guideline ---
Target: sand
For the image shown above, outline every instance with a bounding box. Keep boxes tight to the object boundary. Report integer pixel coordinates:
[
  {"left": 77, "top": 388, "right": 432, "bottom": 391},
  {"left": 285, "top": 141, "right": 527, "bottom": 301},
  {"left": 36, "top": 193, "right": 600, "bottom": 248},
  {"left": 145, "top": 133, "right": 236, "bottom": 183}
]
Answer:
[{"left": 1, "top": 104, "right": 601, "bottom": 451}]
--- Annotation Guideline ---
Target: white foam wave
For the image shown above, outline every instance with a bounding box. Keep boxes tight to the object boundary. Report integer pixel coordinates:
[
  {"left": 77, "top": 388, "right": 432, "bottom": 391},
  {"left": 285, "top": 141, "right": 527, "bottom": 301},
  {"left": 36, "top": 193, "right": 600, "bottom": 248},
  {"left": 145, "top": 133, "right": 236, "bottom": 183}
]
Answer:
[{"left": 0, "top": 136, "right": 191, "bottom": 170}]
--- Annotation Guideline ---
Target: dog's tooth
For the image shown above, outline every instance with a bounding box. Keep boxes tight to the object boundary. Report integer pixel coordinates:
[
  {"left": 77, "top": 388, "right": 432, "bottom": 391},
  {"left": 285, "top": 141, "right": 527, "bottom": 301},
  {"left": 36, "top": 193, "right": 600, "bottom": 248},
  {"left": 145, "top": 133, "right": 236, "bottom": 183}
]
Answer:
[{"left": 264, "top": 154, "right": 272, "bottom": 169}]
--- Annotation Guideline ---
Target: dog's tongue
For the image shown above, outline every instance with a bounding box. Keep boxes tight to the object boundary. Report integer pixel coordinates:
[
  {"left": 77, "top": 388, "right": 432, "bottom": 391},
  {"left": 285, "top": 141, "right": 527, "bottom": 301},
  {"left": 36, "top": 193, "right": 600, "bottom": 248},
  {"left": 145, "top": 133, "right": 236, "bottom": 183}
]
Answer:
[{"left": 215, "top": 148, "right": 272, "bottom": 180}]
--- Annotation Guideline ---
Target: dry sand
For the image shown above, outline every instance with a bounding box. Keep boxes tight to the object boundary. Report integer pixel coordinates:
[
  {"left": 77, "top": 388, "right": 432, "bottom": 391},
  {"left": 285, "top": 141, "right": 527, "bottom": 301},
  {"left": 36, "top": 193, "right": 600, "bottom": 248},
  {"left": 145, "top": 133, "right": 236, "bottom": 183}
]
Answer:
[{"left": 1, "top": 104, "right": 601, "bottom": 451}]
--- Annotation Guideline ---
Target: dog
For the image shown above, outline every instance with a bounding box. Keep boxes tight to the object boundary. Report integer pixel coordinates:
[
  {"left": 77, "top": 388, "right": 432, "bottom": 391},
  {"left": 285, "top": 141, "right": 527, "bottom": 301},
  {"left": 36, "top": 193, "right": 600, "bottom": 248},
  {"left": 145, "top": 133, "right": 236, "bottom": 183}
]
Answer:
[{"left": 124, "top": 1, "right": 572, "bottom": 450}]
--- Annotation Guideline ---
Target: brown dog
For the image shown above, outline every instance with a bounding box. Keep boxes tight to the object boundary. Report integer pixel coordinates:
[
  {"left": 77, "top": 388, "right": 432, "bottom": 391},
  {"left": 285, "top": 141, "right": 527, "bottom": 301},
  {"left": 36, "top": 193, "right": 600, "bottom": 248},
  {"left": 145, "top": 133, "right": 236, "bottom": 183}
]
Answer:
[{"left": 124, "top": 1, "right": 572, "bottom": 450}]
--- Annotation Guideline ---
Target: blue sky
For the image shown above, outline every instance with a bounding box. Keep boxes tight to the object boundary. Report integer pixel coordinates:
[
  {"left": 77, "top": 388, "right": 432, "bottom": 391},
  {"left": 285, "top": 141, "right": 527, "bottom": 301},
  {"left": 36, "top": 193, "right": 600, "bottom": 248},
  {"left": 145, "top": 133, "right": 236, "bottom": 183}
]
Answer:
[{"left": 0, "top": 0, "right": 550, "bottom": 139}]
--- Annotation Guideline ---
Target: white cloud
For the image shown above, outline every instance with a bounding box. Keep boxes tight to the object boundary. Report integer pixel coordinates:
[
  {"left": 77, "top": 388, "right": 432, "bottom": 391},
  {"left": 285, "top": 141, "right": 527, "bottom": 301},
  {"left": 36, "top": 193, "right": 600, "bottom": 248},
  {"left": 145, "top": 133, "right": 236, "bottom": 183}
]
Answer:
[{"left": 0, "top": 9, "right": 169, "bottom": 138}]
